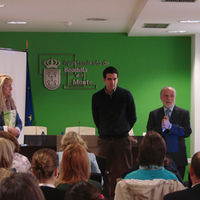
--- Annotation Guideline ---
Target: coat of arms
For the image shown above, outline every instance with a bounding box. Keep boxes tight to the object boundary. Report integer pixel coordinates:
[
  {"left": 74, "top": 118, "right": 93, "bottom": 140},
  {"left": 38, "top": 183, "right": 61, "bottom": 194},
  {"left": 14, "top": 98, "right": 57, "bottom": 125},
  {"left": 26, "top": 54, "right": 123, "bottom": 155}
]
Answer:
[{"left": 44, "top": 58, "right": 61, "bottom": 90}]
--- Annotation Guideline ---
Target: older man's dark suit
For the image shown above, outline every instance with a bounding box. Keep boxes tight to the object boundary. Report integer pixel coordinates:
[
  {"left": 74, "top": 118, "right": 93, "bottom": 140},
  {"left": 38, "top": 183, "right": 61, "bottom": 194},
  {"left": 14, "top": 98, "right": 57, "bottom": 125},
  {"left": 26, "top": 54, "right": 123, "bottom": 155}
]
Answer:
[
  {"left": 147, "top": 105, "right": 192, "bottom": 177},
  {"left": 164, "top": 183, "right": 200, "bottom": 200}
]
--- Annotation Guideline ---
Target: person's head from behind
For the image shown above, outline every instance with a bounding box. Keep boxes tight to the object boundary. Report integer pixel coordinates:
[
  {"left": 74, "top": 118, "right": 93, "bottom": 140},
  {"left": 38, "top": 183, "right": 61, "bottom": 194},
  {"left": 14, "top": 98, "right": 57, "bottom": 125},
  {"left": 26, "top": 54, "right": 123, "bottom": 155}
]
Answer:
[
  {"left": 31, "top": 148, "right": 59, "bottom": 183},
  {"left": 0, "top": 138, "right": 15, "bottom": 168},
  {"left": 0, "top": 168, "right": 13, "bottom": 182},
  {"left": 190, "top": 151, "right": 200, "bottom": 185},
  {"left": 0, "top": 131, "right": 20, "bottom": 152},
  {"left": 57, "top": 143, "right": 90, "bottom": 184},
  {"left": 103, "top": 66, "right": 118, "bottom": 93},
  {"left": 68, "top": 181, "right": 104, "bottom": 200},
  {"left": 139, "top": 131, "right": 166, "bottom": 167},
  {"left": 60, "top": 131, "right": 88, "bottom": 151},
  {"left": 0, "top": 173, "right": 45, "bottom": 200}
]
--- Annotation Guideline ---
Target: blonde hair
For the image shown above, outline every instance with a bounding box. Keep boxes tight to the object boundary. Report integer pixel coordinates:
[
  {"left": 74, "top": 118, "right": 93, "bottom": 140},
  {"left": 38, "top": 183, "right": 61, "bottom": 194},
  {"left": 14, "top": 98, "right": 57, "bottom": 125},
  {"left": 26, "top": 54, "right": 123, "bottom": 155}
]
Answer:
[
  {"left": 60, "top": 131, "right": 88, "bottom": 151},
  {"left": 0, "top": 74, "right": 16, "bottom": 112},
  {"left": 0, "top": 168, "right": 13, "bottom": 182},
  {"left": 0, "top": 138, "right": 15, "bottom": 168},
  {"left": 0, "top": 131, "right": 20, "bottom": 152}
]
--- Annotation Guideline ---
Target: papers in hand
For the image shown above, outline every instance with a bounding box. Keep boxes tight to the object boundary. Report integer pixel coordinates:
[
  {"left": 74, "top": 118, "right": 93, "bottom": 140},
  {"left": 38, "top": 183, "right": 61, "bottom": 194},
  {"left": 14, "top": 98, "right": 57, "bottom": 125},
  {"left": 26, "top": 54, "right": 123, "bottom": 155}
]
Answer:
[{"left": 4, "top": 110, "right": 16, "bottom": 128}]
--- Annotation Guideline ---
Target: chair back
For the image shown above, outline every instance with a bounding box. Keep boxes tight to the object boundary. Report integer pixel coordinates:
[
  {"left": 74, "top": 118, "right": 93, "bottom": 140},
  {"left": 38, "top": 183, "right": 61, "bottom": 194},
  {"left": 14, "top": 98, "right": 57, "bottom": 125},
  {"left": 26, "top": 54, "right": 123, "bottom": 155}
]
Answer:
[
  {"left": 65, "top": 126, "right": 95, "bottom": 135},
  {"left": 23, "top": 126, "right": 47, "bottom": 135},
  {"left": 114, "top": 179, "right": 185, "bottom": 200}
]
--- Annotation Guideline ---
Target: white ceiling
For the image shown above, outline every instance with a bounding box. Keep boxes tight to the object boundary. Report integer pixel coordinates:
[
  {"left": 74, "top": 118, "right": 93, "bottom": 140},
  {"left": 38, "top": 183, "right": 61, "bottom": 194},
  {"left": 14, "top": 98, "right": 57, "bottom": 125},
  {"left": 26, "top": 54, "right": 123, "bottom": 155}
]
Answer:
[{"left": 0, "top": 0, "right": 200, "bottom": 36}]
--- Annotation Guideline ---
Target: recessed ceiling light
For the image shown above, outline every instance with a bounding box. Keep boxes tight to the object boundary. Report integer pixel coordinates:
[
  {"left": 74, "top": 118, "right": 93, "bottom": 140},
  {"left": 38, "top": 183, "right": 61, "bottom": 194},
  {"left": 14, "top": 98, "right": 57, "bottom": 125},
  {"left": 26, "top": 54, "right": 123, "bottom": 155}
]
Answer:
[
  {"left": 167, "top": 30, "right": 186, "bottom": 33},
  {"left": 143, "top": 23, "right": 169, "bottom": 28},
  {"left": 7, "top": 21, "right": 27, "bottom": 24},
  {"left": 179, "top": 20, "right": 200, "bottom": 23},
  {"left": 0, "top": 4, "right": 5, "bottom": 8},
  {"left": 86, "top": 18, "right": 107, "bottom": 21}
]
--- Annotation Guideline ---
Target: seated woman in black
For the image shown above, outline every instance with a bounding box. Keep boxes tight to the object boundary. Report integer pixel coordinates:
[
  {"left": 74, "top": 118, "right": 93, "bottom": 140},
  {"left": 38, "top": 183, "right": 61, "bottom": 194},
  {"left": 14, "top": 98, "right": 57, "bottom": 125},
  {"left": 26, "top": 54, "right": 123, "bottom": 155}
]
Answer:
[{"left": 31, "top": 148, "right": 66, "bottom": 200}]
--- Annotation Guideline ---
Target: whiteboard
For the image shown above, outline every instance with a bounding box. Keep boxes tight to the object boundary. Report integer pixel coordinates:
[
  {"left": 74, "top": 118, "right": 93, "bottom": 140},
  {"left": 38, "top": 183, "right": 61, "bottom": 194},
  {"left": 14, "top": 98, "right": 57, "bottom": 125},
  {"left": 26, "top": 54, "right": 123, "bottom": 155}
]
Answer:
[{"left": 0, "top": 49, "right": 26, "bottom": 144}]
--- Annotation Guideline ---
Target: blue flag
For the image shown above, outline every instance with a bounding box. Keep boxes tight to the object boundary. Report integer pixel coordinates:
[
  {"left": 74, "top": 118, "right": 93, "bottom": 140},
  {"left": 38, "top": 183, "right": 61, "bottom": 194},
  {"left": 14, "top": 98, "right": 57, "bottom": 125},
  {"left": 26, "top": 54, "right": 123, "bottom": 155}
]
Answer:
[{"left": 25, "top": 52, "right": 34, "bottom": 126}]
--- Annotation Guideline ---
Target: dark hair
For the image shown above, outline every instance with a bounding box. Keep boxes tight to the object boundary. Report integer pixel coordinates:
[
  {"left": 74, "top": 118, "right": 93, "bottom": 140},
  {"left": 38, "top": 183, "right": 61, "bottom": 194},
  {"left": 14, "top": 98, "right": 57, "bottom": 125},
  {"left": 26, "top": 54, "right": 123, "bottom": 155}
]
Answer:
[
  {"left": 103, "top": 66, "right": 118, "bottom": 79},
  {"left": 0, "top": 173, "right": 45, "bottom": 200},
  {"left": 191, "top": 151, "right": 200, "bottom": 179},
  {"left": 138, "top": 131, "right": 166, "bottom": 166},
  {"left": 67, "top": 181, "right": 103, "bottom": 200},
  {"left": 31, "top": 148, "right": 58, "bottom": 182}
]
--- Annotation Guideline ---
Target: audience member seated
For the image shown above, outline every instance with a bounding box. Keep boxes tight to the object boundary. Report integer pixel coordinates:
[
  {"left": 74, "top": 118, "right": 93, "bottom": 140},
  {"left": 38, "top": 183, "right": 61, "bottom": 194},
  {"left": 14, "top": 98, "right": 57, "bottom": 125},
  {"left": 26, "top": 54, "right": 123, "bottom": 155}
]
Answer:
[
  {"left": 66, "top": 181, "right": 104, "bottom": 200},
  {"left": 0, "top": 168, "right": 13, "bottom": 182},
  {"left": 31, "top": 148, "right": 66, "bottom": 200},
  {"left": 121, "top": 155, "right": 183, "bottom": 182},
  {"left": 164, "top": 156, "right": 183, "bottom": 184},
  {"left": 124, "top": 131, "right": 180, "bottom": 181},
  {"left": 56, "top": 143, "right": 101, "bottom": 192},
  {"left": 58, "top": 131, "right": 101, "bottom": 174},
  {"left": 0, "top": 137, "right": 15, "bottom": 177},
  {"left": 0, "top": 173, "right": 45, "bottom": 200},
  {"left": 164, "top": 151, "right": 200, "bottom": 200},
  {"left": 114, "top": 178, "right": 185, "bottom": 200},
  {"left": 0, "top": 131, "right": 31, "bottom": 172}
]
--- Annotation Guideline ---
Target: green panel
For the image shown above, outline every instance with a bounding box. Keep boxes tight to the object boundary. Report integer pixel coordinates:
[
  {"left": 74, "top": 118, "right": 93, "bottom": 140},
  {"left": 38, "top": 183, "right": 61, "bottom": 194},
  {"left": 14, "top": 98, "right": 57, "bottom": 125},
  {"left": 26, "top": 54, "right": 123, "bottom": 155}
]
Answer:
[{"left": 0, "top": 32, "right": 191, "bottom": 156}]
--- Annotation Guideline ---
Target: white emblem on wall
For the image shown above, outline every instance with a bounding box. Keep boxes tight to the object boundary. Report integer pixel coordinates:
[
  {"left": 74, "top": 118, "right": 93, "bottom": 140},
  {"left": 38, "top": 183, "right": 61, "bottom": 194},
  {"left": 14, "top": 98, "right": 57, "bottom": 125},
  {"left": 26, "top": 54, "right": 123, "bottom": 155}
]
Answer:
[{"left": 44, "top": 58, "right": 61, "bottom": 90}]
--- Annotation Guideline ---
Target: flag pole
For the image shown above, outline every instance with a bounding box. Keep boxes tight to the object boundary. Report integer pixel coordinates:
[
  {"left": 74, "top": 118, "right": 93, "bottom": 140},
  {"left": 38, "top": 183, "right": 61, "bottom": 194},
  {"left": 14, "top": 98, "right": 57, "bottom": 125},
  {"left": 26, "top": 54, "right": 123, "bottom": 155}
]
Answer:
[
  {"left": 26, "top": 40, "right": 28, "bottom": 51},
  {"left": 25, "top": 39, "right": 34, "bottom": 126}
]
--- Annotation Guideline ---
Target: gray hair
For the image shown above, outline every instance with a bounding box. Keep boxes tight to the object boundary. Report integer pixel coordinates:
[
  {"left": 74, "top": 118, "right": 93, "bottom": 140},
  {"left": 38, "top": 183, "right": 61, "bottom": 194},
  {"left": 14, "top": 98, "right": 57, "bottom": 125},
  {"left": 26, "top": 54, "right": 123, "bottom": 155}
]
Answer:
[{"left": 160, "top": 86, "right": 176, "bottom": 97}]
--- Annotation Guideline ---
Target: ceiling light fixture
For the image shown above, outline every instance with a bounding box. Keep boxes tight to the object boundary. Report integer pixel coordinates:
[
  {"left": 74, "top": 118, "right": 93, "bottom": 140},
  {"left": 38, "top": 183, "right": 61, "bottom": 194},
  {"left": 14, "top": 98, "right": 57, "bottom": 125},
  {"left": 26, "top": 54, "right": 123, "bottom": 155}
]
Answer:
[
  {"left": 179, "top": 20, "right": 200, "bottom": 23},
  {"left": 86, "top": 18, "right": 107, "bottom": 21},
  {"left": 7, "top": 21, "right": 27, "bottom": 24},
  {"left": 143, "top": 23, "right": 169, "bottom": 28},
  {"left": 167, "top": 30, "right": 186, "bottom": 33}
]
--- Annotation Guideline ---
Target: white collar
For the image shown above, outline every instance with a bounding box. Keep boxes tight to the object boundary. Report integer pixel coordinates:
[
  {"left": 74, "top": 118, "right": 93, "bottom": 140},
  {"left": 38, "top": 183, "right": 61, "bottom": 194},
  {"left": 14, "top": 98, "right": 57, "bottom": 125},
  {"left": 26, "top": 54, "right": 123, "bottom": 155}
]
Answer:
[
  {"left": 39, "top": 183, "right": 55, "bottom": 188},
  {"left": 192, "top": 182, "right": 200, "bottom": 188},
  {"left": 164, "top": 105, "right": 174, "bottom": 112},
  {"left": 139, "top": 165, "right": 164, "bottom": 170}
]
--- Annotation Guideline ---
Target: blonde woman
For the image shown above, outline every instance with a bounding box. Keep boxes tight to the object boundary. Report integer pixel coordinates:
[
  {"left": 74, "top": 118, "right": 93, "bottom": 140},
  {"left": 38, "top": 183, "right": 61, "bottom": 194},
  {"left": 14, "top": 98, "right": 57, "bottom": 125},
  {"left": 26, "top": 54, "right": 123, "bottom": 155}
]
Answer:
[
  {"left": 0, "top": 74, "right": 22, "bottom": 137},
  {"left": 58, "top": 131, "right": 101, "bottom": 174},
  {"left": 0, "top": 138, "right": 15, "bottom": 181},
  {"left": 0, "top": 168, "right": 13, "bottom": 182},
  {"left": 0, "top": 131, "right": 31, "bottom": 173},
  {"left": 0, "top": 137, "right": 15, "bottom": 168}
]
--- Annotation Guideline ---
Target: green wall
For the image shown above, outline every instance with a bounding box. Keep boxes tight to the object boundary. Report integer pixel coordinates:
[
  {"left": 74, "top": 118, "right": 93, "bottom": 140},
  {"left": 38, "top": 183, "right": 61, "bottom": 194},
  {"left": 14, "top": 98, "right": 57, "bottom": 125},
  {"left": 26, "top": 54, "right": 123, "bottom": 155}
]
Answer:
[{"left": 0, "top": 32, "right": 191, "bottom": 155}]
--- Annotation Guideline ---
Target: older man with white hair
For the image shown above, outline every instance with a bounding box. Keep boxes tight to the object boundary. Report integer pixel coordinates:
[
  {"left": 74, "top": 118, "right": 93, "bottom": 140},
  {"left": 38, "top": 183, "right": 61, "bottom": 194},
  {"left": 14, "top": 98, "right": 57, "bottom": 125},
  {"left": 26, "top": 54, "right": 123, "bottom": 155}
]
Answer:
[{"left": 147, "top": 86, "right": 192, "bottom": 179}]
